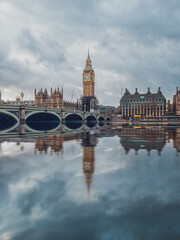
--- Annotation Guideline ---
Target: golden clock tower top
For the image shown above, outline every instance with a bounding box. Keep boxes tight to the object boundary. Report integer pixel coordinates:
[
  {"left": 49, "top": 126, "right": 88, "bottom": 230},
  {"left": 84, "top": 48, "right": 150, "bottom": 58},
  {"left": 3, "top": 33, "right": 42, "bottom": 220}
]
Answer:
[{"left": 83, "top": 50, "right": 95, "bottom": 97}]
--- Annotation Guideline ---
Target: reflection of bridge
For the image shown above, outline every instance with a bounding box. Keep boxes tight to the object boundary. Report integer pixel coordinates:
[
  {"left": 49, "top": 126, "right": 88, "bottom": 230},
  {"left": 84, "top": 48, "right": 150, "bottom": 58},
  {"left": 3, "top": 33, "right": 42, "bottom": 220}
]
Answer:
[{"left": 0, "top": 104, "right": 111, "bottom": 124}]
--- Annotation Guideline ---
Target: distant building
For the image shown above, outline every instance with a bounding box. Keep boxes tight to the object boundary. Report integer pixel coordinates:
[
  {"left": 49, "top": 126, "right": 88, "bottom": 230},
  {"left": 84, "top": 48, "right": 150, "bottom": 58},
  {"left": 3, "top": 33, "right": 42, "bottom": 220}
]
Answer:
[
  {"left": 120, "top": 87, "right": 166, "bottom": 118},
  {"left": 100, "top": 105, "right": 117, "bottom": 115},
  {"left": 34, "top": 87, "right": 77, "bottom": 109},
  {"left": 173, "top": 86, "right": 180, "bottom": 115},
  {"left": 0, "top": 95, "right": 34, "bottom": 106},
  {"left": 166, "top": 100, "right": 174, "bottom": 115}
]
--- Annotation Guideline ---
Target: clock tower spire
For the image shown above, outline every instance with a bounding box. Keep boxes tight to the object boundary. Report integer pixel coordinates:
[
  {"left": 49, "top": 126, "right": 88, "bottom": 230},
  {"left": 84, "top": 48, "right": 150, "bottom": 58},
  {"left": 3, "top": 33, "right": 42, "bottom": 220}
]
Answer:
[
  {"left": 83, "top": 50, "right": 95, "bottom": 97},
  {"left": 81, "top": 51, "right": 98, "bottom": 112}
]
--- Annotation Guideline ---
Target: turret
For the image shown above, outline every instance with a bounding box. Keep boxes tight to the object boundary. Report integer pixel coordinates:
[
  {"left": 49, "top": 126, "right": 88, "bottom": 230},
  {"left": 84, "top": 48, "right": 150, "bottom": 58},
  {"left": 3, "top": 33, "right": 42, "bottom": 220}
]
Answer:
[
  {"left": 147, "top": 87, "right": 151, "bottom": 94},
  {"left": 157, "top": 87, "right": 162, "bottom": 94}
]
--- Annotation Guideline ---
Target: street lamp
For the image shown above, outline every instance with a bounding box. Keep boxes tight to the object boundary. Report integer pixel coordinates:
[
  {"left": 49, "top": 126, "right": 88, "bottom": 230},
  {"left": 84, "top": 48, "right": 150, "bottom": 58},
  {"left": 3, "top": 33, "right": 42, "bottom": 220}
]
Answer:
[{"left": 20, "top": 92, "right": 24, "bottom": 105}]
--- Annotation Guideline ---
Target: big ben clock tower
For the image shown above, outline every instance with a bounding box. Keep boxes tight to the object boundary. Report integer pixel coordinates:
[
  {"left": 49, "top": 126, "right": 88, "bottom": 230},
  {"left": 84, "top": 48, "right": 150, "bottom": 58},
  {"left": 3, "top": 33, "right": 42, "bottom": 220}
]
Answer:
[{"left": 81, "top": 51, "right": 97, "bottom": 112}]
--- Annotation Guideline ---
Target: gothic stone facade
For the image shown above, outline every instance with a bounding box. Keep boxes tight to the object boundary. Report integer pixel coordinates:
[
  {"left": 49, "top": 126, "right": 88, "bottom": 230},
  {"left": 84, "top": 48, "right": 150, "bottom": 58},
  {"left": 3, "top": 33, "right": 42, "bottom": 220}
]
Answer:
[
  {"left": 120, "top": 87, "right": 166, "bottom": 118},
  {"left": 35, "top": 87, "right": 77, "bottom": 110}
]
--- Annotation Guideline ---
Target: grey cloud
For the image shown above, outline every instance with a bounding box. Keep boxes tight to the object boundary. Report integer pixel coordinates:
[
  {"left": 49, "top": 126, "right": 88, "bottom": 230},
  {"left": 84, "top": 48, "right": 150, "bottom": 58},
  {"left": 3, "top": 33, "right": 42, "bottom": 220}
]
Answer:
[
  {"left": 18, "top": 28, "right": 66, "bottom": 66},
  {"left": 0, "top": 0, "right": 180, "bottom": 105}
]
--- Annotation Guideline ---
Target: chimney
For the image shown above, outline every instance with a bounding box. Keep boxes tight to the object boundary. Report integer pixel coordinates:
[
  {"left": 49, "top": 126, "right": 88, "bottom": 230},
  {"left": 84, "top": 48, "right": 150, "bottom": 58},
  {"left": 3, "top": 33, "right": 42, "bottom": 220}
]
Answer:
[
  {"left": 158, "top": 87, "right": 161, "bottom": 92},
  {"left": 135, "top": 88, "right": 138, "bottom": 93},
  {"left": 176, "top": 86, "right": 178, "bottom": 94}
]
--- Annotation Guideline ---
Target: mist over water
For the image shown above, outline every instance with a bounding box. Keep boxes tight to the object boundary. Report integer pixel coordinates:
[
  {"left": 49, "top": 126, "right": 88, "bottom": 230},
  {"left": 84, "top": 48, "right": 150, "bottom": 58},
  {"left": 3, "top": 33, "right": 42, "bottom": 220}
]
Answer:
[{"left": 0, "top": 124, "right": 180, "bottom": 240}]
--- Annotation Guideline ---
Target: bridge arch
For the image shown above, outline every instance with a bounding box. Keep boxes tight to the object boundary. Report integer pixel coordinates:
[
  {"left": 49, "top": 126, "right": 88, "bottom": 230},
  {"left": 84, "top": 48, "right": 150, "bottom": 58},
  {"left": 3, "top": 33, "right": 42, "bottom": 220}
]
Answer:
[
  {"left": 99, "top": 116, "right": 105, "bottom": 121},
  {"left": 86, "top": 115, "right": 97, "bottom": 121},
  {"left": 106, "top": 117, "right": 111, "bottom": 122},
  {"left": 65, "top": 113, "right": 84, "bottom": 121},
  {"left": 25, "top": 122, "right": 61, "bottom": 133},
  {"left": 0, "top": 121, "right": 19, "bottom": 134},
  {"left": 0, "top": 110, "right": 19, "bottom": 124},
  {"left": 99, "top": 116, "right": 105, "bottom": 126},
  {"left": 86, "top": 115, "right": 97, "bottom": 128},
  {"left": 25, "top": 111, "right": 61, "bottom": 122},
  {"left": 0, "top": 110, "right": 19, "bottom": 132},
  {"left": 65, "top": 113, "right": 83, "bottom": 129}
]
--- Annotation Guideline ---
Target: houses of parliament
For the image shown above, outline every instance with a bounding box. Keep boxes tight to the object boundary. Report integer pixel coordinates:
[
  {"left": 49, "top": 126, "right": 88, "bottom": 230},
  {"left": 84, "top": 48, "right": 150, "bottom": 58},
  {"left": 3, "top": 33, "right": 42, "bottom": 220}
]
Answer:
[{"left": 34, "top": 51, "right": 98, "bottom": 111}]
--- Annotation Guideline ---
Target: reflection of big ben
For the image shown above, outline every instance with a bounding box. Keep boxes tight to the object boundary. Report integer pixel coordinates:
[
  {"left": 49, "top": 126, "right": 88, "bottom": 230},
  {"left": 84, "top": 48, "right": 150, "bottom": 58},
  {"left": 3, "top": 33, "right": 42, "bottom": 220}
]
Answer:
[
  {"left": 82, "top": 51, "right": 97, "bottom": 112},
  {"left": 83, "top": 146, "right": 95, "bottom": 193},
  {"left": 82, "top": 132, "right": 98, "bottom": 193}
]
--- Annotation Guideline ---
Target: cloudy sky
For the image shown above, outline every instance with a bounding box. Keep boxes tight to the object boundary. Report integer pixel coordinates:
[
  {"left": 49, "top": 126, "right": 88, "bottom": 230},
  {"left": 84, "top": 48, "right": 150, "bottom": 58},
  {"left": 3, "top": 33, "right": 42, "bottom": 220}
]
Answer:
[{"left": 0, "top": 0, "right": 180, "bottom": 106}]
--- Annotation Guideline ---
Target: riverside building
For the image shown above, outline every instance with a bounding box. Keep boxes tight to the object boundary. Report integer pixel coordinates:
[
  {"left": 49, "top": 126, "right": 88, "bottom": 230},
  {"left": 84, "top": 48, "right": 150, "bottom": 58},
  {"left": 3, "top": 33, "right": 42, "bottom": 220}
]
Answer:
[
  {"left": 120, "top": 87, "right": 166, "bottom": 118},
  {"left": 173, "top": 87, "right": 180, "bottom": 115}
]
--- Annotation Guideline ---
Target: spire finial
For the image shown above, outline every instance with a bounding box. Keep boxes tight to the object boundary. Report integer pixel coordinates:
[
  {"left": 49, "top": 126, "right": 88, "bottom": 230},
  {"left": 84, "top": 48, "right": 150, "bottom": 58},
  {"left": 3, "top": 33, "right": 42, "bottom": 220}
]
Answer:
[{"left": 87, "top": 49, "right": 91, "bottom": 61}]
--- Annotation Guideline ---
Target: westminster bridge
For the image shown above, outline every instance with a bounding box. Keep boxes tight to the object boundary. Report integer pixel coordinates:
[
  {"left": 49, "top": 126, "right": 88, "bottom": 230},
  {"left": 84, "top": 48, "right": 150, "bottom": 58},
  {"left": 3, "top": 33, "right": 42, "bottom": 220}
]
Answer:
[{"left": 0, "top": 104, "right": 111, "bottom": 130}]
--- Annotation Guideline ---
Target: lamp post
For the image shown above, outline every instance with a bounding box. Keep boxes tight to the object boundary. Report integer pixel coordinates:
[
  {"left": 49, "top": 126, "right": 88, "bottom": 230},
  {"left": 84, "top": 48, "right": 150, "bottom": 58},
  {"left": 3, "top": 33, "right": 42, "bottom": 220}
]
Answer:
[{"left": 20, "top": 92, "right": 24, "bottom": 105}]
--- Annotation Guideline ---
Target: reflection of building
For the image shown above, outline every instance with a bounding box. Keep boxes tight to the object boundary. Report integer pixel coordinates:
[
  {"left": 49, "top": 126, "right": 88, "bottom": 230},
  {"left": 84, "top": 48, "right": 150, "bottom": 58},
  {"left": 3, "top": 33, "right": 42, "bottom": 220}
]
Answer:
[
  {"left": 83, "top": 146, "right": 95, "bottom": 192},
  {"left": 34, "top": 132, "right": 84, "bottom": 155},
  {"left": 34, "top": 136, "right": 64, "bottom": 155},
  {"left": 174, "top": 129, "right": 180, "bottom": 156},
  {"left": 80, "top": 51, "right": 98, "bottom": 112},
  {"left": 167, "top": 128, "right": 180, "bottom": 156},
  {"left": 35, "top": 87, "right": 77, "bottom": 109},
  {"left": 173, "top": 86, "right": 180, "bottom": 115},
  {"left": 120, "top": 87, "right": 166, "bottom": 118},
  {"left": 119, "top": 127, "right": 166, "bottom": 155},
  {"left": 34, "top": 131, "right": 99, "bottom": 193},
  {"left": 82, "top": 132, "right": 98, "bottom": 192}
]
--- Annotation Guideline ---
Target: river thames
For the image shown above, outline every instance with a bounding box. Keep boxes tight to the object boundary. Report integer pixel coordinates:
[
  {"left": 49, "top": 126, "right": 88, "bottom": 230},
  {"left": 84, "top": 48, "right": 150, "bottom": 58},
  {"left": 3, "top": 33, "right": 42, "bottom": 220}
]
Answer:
[{"left": 0, "top": 124, "right": 180, "bottom": 239}]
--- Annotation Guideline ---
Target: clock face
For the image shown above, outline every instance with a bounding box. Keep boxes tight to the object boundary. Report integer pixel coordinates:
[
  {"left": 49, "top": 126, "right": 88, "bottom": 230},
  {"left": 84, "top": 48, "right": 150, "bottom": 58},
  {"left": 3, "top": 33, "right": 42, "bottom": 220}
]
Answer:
[
  {"left": 85, "top": 162, "right": 90, "bottom": 168},
  {"left": 85, "top": 75, "right": 90, "bottom": 80}
]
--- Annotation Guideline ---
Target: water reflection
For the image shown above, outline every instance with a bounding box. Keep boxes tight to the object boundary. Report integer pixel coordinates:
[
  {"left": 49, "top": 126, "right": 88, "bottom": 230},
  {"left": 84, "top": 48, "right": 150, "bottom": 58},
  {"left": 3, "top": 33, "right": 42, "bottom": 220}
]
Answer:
[
  {"left": 119, "top": 127, "right": 166, "bottom": 155},
  {"left": 86, "top": 120, "right": 96, "bottom": 128},
  {"left": 65, "top": 121, "right": 83, "bottom": 130},
  {"left": 0, "top": 125, "right": 180, "bottom": 239},
  {"left": 27, "top": 121, "right": 60, "bottom": 131},
  {"left": 1, "top": 125, "right": 180, "bottom": 156}
]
